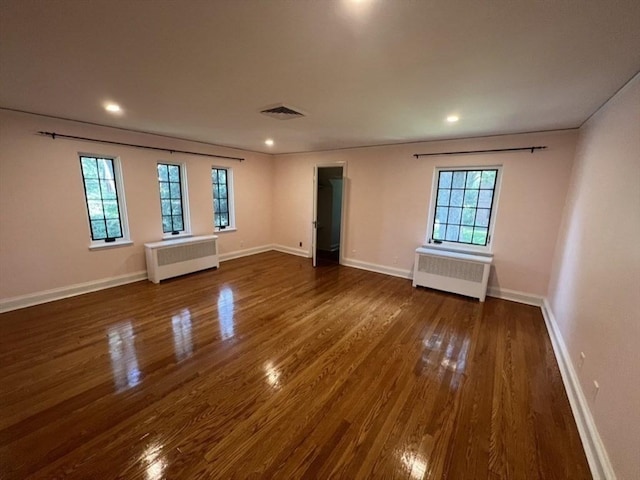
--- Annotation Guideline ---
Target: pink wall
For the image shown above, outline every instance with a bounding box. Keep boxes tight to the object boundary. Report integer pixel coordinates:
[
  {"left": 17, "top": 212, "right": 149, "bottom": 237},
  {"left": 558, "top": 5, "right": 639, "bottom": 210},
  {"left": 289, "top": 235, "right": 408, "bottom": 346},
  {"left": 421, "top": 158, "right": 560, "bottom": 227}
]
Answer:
[
  {"left": 0, "top": 110, "right": 273, "bottom": 300},
  {"left": 548, "top": 74, "right": 640, "bottom": 480},
  {"left": 273, "top": 130, "right": 578, "bottom": 296}
]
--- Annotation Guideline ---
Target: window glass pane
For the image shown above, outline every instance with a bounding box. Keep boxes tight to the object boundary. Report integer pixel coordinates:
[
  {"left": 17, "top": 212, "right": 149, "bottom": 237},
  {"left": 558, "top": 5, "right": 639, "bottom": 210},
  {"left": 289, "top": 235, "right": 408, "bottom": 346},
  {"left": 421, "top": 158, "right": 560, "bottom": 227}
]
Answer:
[
  {"left": 448, "top": 207, "right": 462, "bottom": 224},
  {"left": 445, "top": 225, "right": 459, "bottom": 241},
  {"left": 168, "top": 165, "right": 180, "bottom": 182},
  {"left": 169, "top": 182, "right": 182, "bottom": 199},
  {"left": 436, "top": 207, "right": 449, "bottom": 223},
  {"left": 219, "top": 213, "right": 229, "bottom": 226},
  {"left": 97, "top": 158, "right": 114, "bottom": 179},
  {"left": 476, "top": 209, "right": 490, "bottom": 227},
  {"left": 472, "top": 228, "right": 488, "bottom": 245},
  {"left": 478, "top": 190, "right": 493, "bottom": 208},
  {"left": 218, "top": 184, "right": 227, "bottom": 199},
  {"left": 106, "top": 219, "right": 122, "bottom": 238},
  {"left": 481, "top": 170, "right": 496, "bottom": 189},
  {"left": 450, "top": 189, "right": 464, "bottom": 207},
  {"left": 158, "top": 164, "right": 168, "bottom": 181},
  {"left": 219, "top": 198, "right": 228, "bottom": 213},
  {"left": 91, "top": 219, "right": 107, "bottom": 239},
  {"left": 438, "top": 171, "right": 452, "bottom": 189},
  {"left": 159, "top": 182, "right": 170, "bottom": 198},
  {"left": 81, "top": 157, "right": 98, "bottom": 178},
  {"left": 172, "top": 215, "right": 184, "bottom": 231},
  {"left": 461, "top": 207, "right": 476, "bottom": 226},
  {"left": 171, "top": 199, "right": 182, "bottom": 216},
  {"left": 160, "top": 200, "right": 171, "bottom": 216},
  {"left": 213, "top": 198, "right": 219, "bottom": 213},
  {"left": 460, "top": 226, "right": 474, "bottom": 243},
  {"left": 463, "top": 189, "right": 478, "bottom": 207},
  {"left": 466, "top": 171, "right": 481, "bottom": 189},
  {"left": 218, "top": 169, "right": 227, "bottom": 184},
  {"left": 103, "top": 200, "right": 119, "bottom": 219},
  {"left": 437, "top": 189, "right": 450, "bottom": 206},
  {"left": 100, "top": 179, "right": 117, "bottom": 199},
  {"left": 84, "top": 179, "right": 101, "bottom": 199},
  {"left": 433, "top": 223, "right": 445, "bottom": 240},
  {"left": 162, "top": 216, "right": 172, "bottom": 233},
  {"left": 452, "top": 171, "right": 466, "bottom": 188},
  {"left": 211, "top": 169, "right": 218, "bottom": 182},
  {"left": 87, "top": 200, "right": 104, "bottom": 219}
]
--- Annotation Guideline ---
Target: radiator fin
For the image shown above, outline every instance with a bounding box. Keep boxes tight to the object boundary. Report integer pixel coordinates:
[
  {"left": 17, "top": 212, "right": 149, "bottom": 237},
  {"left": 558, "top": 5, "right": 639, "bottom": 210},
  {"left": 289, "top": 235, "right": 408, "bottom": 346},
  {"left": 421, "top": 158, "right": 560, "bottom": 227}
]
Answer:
[
  {"left": 418, "top": 254, "right": 484, "bottom": 283},
  {"left": 157, "top": 241, "right": 217, "bottom": 266}
]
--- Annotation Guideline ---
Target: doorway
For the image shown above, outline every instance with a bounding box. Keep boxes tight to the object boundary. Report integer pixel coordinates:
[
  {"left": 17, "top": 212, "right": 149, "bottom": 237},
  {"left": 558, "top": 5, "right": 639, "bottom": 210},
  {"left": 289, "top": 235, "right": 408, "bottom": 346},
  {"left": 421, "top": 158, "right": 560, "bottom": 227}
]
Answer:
[{"left": 313, "top": 165, "right": 344, "bottom": 267}]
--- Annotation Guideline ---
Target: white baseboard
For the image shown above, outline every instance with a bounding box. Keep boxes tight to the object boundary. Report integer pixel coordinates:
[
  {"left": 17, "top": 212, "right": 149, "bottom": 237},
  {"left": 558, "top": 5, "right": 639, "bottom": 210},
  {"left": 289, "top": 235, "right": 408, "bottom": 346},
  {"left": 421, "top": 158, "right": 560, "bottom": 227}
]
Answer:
[
  {"left": 486, "top": 286, "right": 543, "bottom": 306},
  {"left": 541, "top": 299, "right": 615, "bottom": 480},
  {"left": 272, "top": 244, "right": 311, "bottom": 258},
  {"left": 219, "top": 245, "right": 273, "bottom": 262},
  {"left": 0, "top": 271, "right": 148, "bottom": 314},
  {"left": 341, "top": 257, "right": 412, "bottom": 280}
]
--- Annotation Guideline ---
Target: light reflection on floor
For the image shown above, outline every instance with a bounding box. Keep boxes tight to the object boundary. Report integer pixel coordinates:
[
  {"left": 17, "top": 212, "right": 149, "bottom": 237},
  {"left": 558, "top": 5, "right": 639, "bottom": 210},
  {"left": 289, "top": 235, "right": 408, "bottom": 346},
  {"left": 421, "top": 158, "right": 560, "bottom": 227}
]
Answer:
[
  {"left": 107, "top": 322, "right": 141, "bottom": 392},
  {"left": 217, "top": 287, "right": 235, "bottom": 340},
  {"left": 140, "top": 442, "right": 167, "bottom": 480},
  {"left": 172, "top": 308, "right": 193, "bottom": 362},
  {"left": 400, "top": 450, "right": 428, "bottom": 479}
]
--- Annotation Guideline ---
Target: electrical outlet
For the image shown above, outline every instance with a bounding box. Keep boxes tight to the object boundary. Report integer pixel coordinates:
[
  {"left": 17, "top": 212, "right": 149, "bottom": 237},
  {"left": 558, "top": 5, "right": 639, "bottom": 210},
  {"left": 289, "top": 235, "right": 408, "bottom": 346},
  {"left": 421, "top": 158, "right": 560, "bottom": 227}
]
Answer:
[
  {"left": 240, "top": 240, "right": 244, "bottom": 248},
  {"left": 393, "top": 256, "right": 398, "bottom": 265},
  {"left": 299, "top": 242, "right": 302, "bottom": 247}
]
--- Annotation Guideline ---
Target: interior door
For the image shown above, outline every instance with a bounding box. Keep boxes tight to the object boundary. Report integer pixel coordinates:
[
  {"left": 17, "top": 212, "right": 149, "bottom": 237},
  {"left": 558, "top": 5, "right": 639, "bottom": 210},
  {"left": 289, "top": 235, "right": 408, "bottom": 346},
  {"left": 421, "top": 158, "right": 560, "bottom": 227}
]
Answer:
[{"left": 312, "top": 165, "right": 319, "bottom": 267}]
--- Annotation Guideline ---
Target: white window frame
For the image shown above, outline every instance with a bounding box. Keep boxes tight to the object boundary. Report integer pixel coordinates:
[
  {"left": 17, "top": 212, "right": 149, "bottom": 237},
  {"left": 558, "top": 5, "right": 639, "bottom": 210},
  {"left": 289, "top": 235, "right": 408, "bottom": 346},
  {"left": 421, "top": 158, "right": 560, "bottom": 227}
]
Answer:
[
  {"left": 425, "top": 165, "right": 502, "bottom": 253},
  {"left": 157, "top": 162, "right": 191, "bottom": 239},
  {"left": 212, "top": 165, "right": 236, "bottom": 233},
  {"left": 79, "top": 152, "right": 132, "bottom": 250}
]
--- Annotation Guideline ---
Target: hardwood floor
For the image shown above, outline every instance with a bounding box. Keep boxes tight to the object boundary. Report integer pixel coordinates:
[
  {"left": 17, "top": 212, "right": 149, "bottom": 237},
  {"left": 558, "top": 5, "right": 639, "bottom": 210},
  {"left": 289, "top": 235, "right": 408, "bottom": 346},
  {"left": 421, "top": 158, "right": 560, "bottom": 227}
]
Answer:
[{"left": 0, "top": 251, "right": 591, "bottom": 479}]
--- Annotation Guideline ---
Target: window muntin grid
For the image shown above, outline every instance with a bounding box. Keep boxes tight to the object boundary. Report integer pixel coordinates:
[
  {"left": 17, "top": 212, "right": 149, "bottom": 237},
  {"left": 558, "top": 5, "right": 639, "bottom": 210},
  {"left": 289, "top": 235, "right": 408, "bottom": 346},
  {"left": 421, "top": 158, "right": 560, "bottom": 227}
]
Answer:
[
  {"left": 80, "top": 156, "right": 124, "bottom": 241},
  {"left": 157, "top": 163, "right": 185, "bottom": 234},
  {"left": 212, "top": 168, "right": 230, "bottom": 229},
  {"left": 431, "top": 169, "right": 498, "bottom": 246}
]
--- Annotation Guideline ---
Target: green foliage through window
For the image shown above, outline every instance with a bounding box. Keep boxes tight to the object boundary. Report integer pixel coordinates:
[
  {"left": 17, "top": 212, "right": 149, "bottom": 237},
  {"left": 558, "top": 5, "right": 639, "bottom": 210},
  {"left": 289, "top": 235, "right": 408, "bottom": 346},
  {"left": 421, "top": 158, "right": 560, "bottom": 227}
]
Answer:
[
  {"left": 158, "top": 163, "right": 185, "bottom": 234},
  {"left": 432, "top": 169, "right": 497, "bottom": 246},
  {"left": 80, "top": 156, "right": 123, "bottom": 241},
  {"left": 212, "top": 168, "right": 230, "bottom": 229}
]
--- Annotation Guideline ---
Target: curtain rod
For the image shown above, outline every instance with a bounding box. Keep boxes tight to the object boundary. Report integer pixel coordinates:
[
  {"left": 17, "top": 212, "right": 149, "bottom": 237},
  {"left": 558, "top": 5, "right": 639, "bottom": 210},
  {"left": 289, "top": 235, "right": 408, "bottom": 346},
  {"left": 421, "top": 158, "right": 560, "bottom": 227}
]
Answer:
[
  {"left": 413, "top": 146, "right": 547, "bottom": 158},
  {"left": 37, "top": 131, "right": 245, "bottom": 162}
]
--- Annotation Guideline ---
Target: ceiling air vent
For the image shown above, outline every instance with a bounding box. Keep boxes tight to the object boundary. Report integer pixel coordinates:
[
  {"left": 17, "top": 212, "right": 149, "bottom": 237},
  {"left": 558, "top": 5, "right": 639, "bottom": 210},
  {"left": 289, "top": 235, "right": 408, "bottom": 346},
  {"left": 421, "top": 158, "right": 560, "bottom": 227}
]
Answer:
[{"left": 260, "top": 104, "right": 306, "bottom": 120}]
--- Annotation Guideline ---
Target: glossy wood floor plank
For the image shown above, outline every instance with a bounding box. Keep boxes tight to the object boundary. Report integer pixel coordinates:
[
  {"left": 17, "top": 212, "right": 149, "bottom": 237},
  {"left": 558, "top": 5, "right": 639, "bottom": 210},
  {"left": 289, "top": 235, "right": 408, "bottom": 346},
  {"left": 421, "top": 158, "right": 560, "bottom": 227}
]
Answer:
[{"left": 0, "top": 251, "right": 591, "bottom": 479}]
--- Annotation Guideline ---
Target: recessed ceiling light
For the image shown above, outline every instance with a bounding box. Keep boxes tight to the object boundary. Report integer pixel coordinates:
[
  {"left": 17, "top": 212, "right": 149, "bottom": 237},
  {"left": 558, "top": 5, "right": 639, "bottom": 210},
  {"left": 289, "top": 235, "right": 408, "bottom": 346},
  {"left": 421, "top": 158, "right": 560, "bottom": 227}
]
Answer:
[
  {"left": 265, "top": 139, "right": 274, "bottom": 146},
  {"left": 105, "top": 103, "right": 122, "bottom": 113},
  {"left": 446, "top": 115, "right": 459, "bottom": 123}
]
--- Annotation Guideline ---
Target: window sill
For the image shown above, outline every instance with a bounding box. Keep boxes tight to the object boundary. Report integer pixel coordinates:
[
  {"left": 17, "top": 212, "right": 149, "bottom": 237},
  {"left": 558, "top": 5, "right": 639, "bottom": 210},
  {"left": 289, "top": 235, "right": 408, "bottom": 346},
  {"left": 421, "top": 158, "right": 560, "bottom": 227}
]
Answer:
[
  {"left": 214, "top": 227, "right": 237, "bottom": 233},
  {"left": 89, "top": 240, "right": 133, "bottom": 251},
  {"left": 162, "top": 232, "right": 192, "bottom": 240},
  {"left": 423, "top": 241, "right": 493, "bottom": 257}
]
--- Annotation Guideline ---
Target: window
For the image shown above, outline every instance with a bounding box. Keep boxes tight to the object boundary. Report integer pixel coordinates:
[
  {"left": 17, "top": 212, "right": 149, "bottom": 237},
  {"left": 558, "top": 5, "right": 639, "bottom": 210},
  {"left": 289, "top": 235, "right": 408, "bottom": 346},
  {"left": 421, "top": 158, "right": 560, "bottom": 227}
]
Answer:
[
  {"left": 157, "top": 163, "right": 189, "bottom": 235},
  {"left": 80, "top": 155, "right": 129, "bottom": 243},
  {"left": 428, "top": 167, "right": 501, "bottom": 248},
  {"left": 212, "top": 167, "right": 235, "bottom": 230}
]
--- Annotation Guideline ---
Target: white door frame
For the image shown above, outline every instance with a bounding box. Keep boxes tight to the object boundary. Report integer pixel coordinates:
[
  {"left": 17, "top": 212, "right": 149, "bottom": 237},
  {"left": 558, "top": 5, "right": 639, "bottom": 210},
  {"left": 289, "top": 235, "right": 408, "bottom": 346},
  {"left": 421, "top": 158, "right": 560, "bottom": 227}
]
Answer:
[{"left": 312, "top": 162, "right": 347, "bottom": 267}]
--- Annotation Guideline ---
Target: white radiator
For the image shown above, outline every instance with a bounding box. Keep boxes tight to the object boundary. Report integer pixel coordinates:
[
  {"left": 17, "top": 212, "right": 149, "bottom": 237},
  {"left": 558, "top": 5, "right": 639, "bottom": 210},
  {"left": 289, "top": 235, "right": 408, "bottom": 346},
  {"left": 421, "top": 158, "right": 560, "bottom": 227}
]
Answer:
[
  {"left": 412, "top": 246, "right": 492, "bottom": 301},
  {"left": 145, "top": 235, "right": 219, "bottom": 284}
]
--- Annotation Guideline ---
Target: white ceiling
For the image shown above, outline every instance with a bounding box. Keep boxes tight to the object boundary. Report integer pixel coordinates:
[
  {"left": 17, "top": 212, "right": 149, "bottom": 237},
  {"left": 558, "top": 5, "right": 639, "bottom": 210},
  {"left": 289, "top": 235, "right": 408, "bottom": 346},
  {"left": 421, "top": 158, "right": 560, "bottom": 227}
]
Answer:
[{"left": 1, "top": 0, "right": 639, "bottom": 154}]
